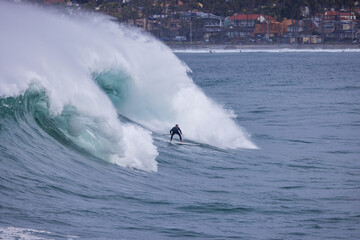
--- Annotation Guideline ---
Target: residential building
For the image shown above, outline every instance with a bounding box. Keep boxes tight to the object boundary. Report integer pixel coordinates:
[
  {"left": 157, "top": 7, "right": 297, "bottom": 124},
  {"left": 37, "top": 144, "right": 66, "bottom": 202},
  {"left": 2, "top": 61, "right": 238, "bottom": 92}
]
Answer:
[
  {"left": 226, "top": 13, "right": 276, "bottom": 41},
  {"left": 283, "top": 19, "right": 319, "bottom": 44},
  {"left": 324, "top": 11, "right": 356, "bottom": 21},
  {"left": 253, "top": 22, "right": 284, "bottom": 39},
  {"left": 229, "top": 14, "right": 275, "bottom": 27},
  {"left": 318, "top": 20, "right": 358, "bottom": 43}
]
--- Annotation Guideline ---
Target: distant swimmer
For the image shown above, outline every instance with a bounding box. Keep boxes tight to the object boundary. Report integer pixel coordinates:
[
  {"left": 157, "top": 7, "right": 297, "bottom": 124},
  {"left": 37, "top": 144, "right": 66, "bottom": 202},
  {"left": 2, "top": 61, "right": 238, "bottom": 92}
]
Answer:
[{"left": 170, "top": 124, "right": 183, "bottom": 143}]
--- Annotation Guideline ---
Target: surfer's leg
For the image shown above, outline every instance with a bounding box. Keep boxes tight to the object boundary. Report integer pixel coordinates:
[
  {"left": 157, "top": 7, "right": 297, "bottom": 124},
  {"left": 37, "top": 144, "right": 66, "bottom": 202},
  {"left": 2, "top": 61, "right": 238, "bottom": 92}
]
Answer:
[
  {"left": 170, "top": 133, "right": 174, "bottom": 141},
  {"left": 177, "top": 133, "right": 182, "bottom": 142}
]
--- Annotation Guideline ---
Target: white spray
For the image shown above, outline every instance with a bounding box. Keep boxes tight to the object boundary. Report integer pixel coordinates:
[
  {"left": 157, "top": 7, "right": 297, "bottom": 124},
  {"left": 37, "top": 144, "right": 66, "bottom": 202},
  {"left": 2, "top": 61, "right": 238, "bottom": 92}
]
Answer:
[
  {"left": 0, "top": 3, "right": 158, "bottom": 171},
  {"left": 0, "top": 2, "right": 257, "bottom": 172}
]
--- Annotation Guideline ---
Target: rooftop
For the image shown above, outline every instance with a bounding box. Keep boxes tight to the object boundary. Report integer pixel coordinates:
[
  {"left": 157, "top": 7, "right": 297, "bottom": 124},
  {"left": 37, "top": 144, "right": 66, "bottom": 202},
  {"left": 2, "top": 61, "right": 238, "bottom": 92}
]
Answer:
[{"left": 229, "top": 14, "right": 275, "bottom": 21}]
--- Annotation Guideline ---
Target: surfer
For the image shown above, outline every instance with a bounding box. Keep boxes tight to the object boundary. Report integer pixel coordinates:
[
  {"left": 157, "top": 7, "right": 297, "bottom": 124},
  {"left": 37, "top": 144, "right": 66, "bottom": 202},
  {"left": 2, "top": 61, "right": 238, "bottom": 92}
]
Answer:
[{"left": 170, "top": 124, "right": 183, "bottom": 143}]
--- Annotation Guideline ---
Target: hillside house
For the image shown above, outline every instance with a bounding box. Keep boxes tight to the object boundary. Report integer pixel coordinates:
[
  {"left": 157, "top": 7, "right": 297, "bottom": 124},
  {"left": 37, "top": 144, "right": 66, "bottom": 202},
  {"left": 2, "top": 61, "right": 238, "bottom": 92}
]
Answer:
[
  {"left": 318, "top": 20, "right": 358, "bottom": 43},
  {"left": 179, "top": 12, "right": 223, "bottom": 42},
  {"left": 227, "top": 14, "right": 275, "bottom": 41},
  {"left": 253, "top": 22, "right": 284, "bottom": 39},
  {"left": 324, "top": 11, "right": 356, "bottom": 21},
  {"left": 229, "top": 14, "right": 275, "bottom": 27},
  {"left": 283, "top": 19, "right": 320, "bottom": 44}
]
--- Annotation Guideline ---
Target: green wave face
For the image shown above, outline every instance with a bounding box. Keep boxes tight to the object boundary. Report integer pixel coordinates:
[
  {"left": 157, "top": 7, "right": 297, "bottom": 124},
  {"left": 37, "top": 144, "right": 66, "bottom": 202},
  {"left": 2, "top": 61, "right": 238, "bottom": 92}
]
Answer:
[
  {"left": 0, "top": 84, "right": 125, "bottom": 163},
  {"left": 92, "top": 70, "right": 132, "bottom": 113}
]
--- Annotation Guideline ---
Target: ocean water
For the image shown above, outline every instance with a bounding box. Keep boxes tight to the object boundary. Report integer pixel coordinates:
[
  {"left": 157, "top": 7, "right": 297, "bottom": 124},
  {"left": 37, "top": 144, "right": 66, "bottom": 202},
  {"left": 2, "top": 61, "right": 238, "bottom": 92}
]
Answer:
[{"left": 1, "top": 3, "right": 360, "bottom": 240}]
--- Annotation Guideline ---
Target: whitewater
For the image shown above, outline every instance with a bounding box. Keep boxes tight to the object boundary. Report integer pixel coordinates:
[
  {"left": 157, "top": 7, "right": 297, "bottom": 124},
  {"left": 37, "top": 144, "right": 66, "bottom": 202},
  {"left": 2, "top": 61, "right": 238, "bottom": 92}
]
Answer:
[{"left": 0, "top": 3, "right": 256, "bottom": 172}]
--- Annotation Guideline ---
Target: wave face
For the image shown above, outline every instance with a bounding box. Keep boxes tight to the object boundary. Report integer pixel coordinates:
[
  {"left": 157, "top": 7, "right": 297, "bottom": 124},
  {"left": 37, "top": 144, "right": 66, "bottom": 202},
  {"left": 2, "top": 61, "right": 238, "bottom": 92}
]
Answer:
[{"left": 0, "top": 3, "right": 256, "bottom": 170}]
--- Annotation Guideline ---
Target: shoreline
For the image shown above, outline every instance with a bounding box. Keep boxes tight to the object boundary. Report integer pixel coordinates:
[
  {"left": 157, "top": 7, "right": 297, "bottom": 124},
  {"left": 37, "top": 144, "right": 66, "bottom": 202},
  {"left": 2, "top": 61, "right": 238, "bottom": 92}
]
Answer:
[{"left": 167, "top": 43, "right": 360, "bottom": 51}]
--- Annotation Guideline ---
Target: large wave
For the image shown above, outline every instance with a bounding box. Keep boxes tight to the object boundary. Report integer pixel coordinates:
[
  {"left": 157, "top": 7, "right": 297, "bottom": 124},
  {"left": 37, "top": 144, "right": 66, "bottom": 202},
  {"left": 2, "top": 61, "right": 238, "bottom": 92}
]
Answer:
[{"left": 0, "top": 2, "right": 256, "bottom": 171}]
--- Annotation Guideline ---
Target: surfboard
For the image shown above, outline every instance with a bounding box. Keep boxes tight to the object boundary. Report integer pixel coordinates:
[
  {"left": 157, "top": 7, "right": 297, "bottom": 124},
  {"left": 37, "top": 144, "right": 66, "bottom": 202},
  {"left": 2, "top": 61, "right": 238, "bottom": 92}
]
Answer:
[{"left": 169, "top": 141, "right": 200, "bottom": 146}]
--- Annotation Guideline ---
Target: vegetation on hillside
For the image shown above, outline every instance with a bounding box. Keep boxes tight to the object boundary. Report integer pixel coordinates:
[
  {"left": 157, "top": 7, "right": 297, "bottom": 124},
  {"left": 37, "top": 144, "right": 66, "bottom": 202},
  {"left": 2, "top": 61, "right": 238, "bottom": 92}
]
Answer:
[{"left": 74, "top": 0, "right": 358, "bottom": 22}]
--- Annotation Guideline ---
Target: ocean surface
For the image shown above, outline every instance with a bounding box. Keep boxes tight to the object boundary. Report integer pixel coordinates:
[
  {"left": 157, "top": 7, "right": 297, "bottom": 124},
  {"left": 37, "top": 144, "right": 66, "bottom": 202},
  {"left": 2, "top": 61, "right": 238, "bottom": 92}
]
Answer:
[{"left": 1, "top": 3, "right": 360, "bottom": 240}]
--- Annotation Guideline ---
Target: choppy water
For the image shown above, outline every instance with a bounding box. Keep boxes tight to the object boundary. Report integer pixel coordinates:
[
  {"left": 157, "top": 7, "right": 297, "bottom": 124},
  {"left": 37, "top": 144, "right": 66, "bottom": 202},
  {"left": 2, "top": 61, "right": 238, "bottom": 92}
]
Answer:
[{"left": 1, "top": 3, "right": 360, "bottom": 240}]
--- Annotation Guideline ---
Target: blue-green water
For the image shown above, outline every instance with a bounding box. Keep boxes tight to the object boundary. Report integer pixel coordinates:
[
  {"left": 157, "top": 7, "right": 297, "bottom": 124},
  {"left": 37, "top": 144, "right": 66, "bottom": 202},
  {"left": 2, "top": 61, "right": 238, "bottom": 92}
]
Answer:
[{"left": 1, "top": 3, "right": 360, "bottom": 239}]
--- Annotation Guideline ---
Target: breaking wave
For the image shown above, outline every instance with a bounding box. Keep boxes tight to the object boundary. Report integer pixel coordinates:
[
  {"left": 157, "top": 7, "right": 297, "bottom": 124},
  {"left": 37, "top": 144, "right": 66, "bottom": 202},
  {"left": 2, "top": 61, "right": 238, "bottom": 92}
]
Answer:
[{"left": 0, "top": 2, "right": 256, "bottom": 171}]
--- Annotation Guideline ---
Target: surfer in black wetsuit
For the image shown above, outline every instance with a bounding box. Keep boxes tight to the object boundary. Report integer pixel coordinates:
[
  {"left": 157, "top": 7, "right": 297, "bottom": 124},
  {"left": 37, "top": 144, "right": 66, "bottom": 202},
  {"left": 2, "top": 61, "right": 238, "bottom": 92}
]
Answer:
[{"left": 170, "top": 124, "right": 183, "bottom": 143}]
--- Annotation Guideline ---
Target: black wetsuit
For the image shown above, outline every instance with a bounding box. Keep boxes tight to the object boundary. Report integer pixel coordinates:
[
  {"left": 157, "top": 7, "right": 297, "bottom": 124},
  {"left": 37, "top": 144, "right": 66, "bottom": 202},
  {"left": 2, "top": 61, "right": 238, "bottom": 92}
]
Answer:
[{"left": 170, "top": 126, "right": 182, "bottom": 141}]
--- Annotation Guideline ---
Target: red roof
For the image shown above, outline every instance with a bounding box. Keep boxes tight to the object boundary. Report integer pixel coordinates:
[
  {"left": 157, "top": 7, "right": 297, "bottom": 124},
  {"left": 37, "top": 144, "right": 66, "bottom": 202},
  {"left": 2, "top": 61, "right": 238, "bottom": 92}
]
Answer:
[
  {"left": 325, "top": 11, "right": 354, "bottom": 16},
  {"left": 324, "top": 11, "right": 356, "bottom": 20},
  {"left": 325, "top": 11, "right": 339, "bottom": 16},
  {"left": 229, "top": 14, "right": 275, "bottom": 21}
]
